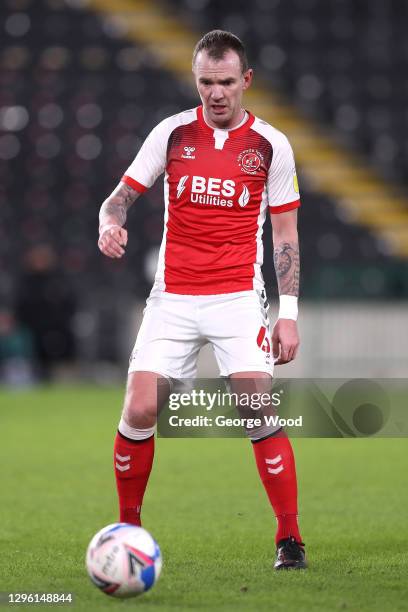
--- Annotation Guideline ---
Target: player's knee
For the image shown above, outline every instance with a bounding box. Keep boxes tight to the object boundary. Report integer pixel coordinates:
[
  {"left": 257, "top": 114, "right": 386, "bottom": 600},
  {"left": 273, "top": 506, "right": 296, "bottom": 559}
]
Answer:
[
  {"left": 122, "top": 371, "right": 170, "bottom": 428},
  {"left": 229, "top": 371, "right": 273, "bottom": 395},
  {"left": 122, "top": 390, "right": 157, "bottom": 428},
  {"left": 229, "top": 372, "right": 277, "bottom": 442}
]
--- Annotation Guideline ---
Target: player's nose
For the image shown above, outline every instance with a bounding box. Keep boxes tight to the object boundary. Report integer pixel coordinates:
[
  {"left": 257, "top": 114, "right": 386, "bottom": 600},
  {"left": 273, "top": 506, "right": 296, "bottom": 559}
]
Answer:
[{"left": 210, "top": 86, "right": 224, "bottom": 100}]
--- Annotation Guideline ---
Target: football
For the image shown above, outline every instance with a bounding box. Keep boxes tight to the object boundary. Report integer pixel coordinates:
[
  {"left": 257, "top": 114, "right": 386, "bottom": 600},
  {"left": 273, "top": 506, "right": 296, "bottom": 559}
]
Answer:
[{"left": 85, "top": 523, "right": 162, "bottom": 598}]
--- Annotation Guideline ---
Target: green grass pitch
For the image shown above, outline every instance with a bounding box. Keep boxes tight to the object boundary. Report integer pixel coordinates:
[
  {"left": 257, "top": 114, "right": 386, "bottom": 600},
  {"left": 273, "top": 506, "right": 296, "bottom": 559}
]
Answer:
[{"left": 0, "top": 386, "right": 407, "bottom": 611}]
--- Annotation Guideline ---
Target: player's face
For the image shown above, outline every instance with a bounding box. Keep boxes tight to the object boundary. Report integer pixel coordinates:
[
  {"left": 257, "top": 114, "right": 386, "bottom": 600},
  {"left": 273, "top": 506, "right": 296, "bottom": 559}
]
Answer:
[{"left": 193, "top": 49, "right": 253, "bottom": 129}]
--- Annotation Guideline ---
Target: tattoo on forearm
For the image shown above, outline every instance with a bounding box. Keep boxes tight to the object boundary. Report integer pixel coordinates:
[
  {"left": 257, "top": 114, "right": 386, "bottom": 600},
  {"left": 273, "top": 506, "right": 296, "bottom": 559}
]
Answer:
[
  {"left": 100, "top": 183, "right": 138, "bottom": 227},
  {"left": 273, "top": 241, "right": 300, "bottom": 296}
]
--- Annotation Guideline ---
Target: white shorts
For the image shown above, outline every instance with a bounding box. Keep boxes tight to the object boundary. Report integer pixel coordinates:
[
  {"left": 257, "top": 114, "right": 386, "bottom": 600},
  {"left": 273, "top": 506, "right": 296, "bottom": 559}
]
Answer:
[{"left": 128, "top": 288, "right": 273, "bottom": 380}]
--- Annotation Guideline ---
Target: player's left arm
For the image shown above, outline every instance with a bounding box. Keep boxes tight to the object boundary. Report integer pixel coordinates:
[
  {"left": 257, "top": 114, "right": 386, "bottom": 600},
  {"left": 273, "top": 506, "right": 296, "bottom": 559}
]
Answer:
[
  {"left": 266, "top": 130, "right": 301, "bottom": 365},
  {"left": 271, "top": 208, "right": 300, "bottom": 365}
]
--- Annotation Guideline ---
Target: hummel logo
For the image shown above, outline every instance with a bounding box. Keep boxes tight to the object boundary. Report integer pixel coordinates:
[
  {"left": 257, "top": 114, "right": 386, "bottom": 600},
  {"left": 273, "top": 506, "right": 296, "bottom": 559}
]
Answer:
[
  {"left": 182, "top": 146, "right": 195, "bottom": 159},
  {"left": 115, "top": 453, "right": 130, "bottom": 462},
  {"left": 176, "top": 175, "right": 189, "bottom": 199},
  {"left": 265, "top": 454, "right": 284, "bottom": 475},
  {"left": 115, "top": 452, "right": 130, "bottom": 472}
]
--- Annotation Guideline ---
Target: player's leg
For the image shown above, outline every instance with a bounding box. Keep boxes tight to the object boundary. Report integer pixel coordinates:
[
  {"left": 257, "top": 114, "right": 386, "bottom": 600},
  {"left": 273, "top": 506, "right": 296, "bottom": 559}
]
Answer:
[
  {"left": 206, "top": 290, "right": 305, "bottom": 567},
  {"left": 229, "top": 371, "right": 306, "bottom": 569},
  {"left": 114, "top": 371, "right": 170, "bottom": 527},
  {"left": 230, "top": 372, "right": 303, "bottom": 539},
  {"left": 114, "top": 289, "right": 202, "bottom": 526}
]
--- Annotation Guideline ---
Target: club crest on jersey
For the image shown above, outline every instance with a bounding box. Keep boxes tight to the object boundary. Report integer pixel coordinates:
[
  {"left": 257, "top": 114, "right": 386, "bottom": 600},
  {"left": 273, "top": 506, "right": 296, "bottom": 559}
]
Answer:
[
  {"left": 238, "top": 149, "right": 263, "bottom": 175},
  {"left": 182, "top": 146, "right": 195, "bottom": 159}
]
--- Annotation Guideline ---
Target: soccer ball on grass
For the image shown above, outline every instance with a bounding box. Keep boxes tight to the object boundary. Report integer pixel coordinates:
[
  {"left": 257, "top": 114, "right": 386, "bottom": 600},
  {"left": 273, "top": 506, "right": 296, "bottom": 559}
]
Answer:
[{"left": 85, "top": 523, "right": 162, "bottom": 598}]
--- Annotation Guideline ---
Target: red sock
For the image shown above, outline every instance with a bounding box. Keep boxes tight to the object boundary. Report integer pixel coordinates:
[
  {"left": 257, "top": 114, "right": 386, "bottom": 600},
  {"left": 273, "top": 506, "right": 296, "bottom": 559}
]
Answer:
[
  {"left": 114, "top": 432, "right": 155, "bottom": 526},
  {"left": 252, "top": 431, "right": 303, "bottom": 545}
]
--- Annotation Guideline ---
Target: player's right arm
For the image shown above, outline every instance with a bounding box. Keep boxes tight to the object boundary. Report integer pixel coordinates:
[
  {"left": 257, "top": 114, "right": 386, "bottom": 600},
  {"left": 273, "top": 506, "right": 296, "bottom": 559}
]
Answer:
[
  {"left": 98, "top": 183, "right": 141, "bottom": 259},
  {"left": 98, "top": 116, "right": 171, "bottom": 259}
]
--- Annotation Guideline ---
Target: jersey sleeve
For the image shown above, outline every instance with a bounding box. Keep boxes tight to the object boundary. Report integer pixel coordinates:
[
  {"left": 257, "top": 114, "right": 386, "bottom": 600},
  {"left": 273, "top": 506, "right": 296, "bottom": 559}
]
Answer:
[
  {"left": 121, "top": 118, "right": 170, "bottom": 193},
  {"left": 267, "top": 133, "right": 301, "bottom": 214}
]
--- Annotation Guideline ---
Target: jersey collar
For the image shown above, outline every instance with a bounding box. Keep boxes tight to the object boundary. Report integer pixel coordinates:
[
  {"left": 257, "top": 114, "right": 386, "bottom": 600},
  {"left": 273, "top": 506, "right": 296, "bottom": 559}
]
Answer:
[{"left": 197, "top": 105, "right": 255, "bottom": 137}]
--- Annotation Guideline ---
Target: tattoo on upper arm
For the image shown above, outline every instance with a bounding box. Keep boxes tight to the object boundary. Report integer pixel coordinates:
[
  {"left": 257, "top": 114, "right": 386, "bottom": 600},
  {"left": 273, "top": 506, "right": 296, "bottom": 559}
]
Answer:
[
  {"left": 273, "top": 241, "right": 300, "bottom": 296},
  {"left": 100, "top": 183, "right": 139, "bottom": 226}
]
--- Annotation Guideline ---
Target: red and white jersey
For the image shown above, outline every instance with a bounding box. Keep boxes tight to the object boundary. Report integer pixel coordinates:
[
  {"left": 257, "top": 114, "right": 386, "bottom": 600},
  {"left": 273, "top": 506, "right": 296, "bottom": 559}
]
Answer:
[{"left": 122, "top": 106, "right": 300, "bottom": 295}]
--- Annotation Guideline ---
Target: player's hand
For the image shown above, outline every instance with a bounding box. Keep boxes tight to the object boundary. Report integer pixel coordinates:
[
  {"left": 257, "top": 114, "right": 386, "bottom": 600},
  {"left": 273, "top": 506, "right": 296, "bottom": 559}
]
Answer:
[
  {"left": 272, "top": 319, "right": 299, "bottom": 365},
  {"left": 98, "top": 224, "right": 128, "bottom": 258}
]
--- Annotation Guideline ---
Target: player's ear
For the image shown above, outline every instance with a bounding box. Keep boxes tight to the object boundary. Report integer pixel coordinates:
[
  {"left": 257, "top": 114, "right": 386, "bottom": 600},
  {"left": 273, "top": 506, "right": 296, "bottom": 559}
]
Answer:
[{"left": 242, "top": 68, "right": 253, "bottom": 90}]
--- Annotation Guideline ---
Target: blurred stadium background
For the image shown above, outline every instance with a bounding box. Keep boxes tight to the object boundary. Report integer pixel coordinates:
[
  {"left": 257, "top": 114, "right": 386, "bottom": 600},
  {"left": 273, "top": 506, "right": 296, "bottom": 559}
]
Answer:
[{"left": 1, "top": 0, "right": 408, "bottom": 386}]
